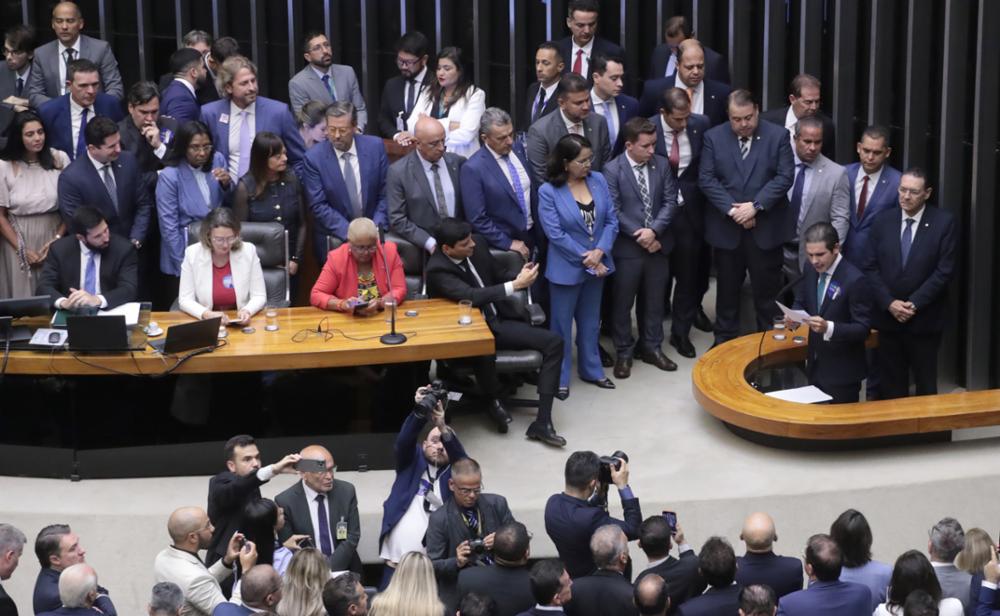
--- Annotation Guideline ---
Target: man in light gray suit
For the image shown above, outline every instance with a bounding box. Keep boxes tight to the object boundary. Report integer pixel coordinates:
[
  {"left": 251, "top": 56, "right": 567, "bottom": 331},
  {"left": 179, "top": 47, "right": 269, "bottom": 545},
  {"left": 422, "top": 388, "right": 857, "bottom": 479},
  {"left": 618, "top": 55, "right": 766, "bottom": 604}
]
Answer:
[
  {"left": 388, "top": 116, "right": 466, "bottom": 253},
  {"left": 288, "top": 32, "right": 367, "bottom": 130},
  {"left": 526, "top": 72, "right": 611, "bottom": 188},
  {"left": 26, "top": 2, "right": 123, "bottom": 108},
  {"left": 783, "top": 116, "right": 850, "bottom": 277},
  {"left": 928, "top": 517, "right": 971, "bottom": 614}
]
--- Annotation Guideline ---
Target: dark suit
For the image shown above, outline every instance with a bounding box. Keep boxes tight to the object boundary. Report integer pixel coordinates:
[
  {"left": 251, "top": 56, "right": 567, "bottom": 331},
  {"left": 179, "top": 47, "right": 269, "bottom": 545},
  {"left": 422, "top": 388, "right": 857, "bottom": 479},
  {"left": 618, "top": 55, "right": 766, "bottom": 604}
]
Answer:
[
  {"left": 461, "top": 145, "right": 537, "bottom": 251},
  {"left": 604, "top": 151, "right": 678, "bottom": 358},
  {"left": 648, "top": 43, "right": 730, "bottom": 84},
  {"left": 199, "top": 97, "right": 306, "bottom": 178},
  {"left": 456, "top": 564, "right": 534, "bottom": 616},
  {"left": 523, "top": 81, "right": 560, "bottom": 130},
  {"left": 274, "top": 479, "right": 362, "bottom": 573},
  {"left": 57, "top": 151, "right": 154, "bottom": 243},
  {"left": 636, "top": 550, "right": 706, "bottom": 614},
  {"left": 776, "top": 579, "right": 871, "bottom": 616},
  {"left": 26, "top": 35, "right": 123, "bottom": 108},
  {"left": 160, "top": 79, "right": 201, "bottom": 124},
  {"left": 593, "top": 94, "right": 639, "bottom": 157},
  {"left": 302, "top": 136, "right": 389, "bottom": 261},
  {"left": 760, "top": 106, "right": 837, "bottom": 160},
  {"left": 33, "top": 567, "right": 116, "bottom": 616},
  {"left": 735, "top": 551, "right": 804, "bottom": 599},
  {"left": 0, "top": 582, "right": 15, "bottom": 616},
  {"left": 544, "top": 492, "right": 642, "bottom": 579},
  {"left": 792, "top": 258, "right": 872, "bottom": 403},
  {"left": 37, "top": 94, "right": 125, "bottom": 161},
  {"left": 206, "top": 470, "right": 268, "bottom": 563},
  {"left": 699, "top": 119, "right": 795, "bottom": 343},
  {"left": 862, "top": 205, "right": 956, "bottom": 399},
  {"left": 378, "top": 70, "right": 433, "bottom": 138},
  {"left": 35, "top": 608, "right": 103, "bottom": 616},
  {"left": 638, "top": 77, "right": 731, "bottom": 126},
  {"left": 567, "top": 569, "right": 638, "bottom": 616},
  {"left": 35, "top": 235, "right": 137, "bottom": 310},
  {"left": 387, "top": 150, "right": 465, "bottom": 250},
  {"left": 211, "top": 604, "right": 252, "bottom": 616},
  {"left": 676, "top": 584, "right": 741, "bottom": 616},
  {"left": 526, "top": 109, "right": 611, "bottom": 189},
  {"left": 842, "top": 163, "right": 901, "bottom": 266},
  {"left": 425, "top": 493, "right": 515, "bottom": 609},
  {"left": 516, "top": 609, "right": 564, "bottom": 616},
  {"left": 555, "top": 37, "right": 625, "bottom": 83},
  {"left": 655, "top": 113, "right": 712, "bottom": 340},
  {"left": 117, "top": 115, "right": 178, "bottom": 173}
]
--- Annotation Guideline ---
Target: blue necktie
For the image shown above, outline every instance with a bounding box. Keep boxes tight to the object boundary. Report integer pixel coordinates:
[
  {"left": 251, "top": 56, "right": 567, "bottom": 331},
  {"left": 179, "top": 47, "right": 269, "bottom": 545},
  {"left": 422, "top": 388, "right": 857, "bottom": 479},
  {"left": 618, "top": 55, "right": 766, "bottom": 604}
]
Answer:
[
  {"left": 502, "top": 155, "right": 528, "bottom": 224},
  {"left": 532, "top": 89, "right": 546, "bottom": 123},
  {"left": 790, "top": 163, "right": 805, "bottom": 223},
  {"left": 315, "top": 494, "right": 333, "bottom": 557},
  {"left": 900, "top": 218, "right": 915, "bottom": 266},
  {"left": 84, "top": 252, "right": 97, "bottom": 295},
  {"left": 15, "top": 77, "right": 23, "bottom": 98},
  {"left": 817, "top": 272, "right": 828, "bottom": 309},
  {"left": 75, "top": 108, "right": 89, "bottom": 160},
  {"left": 320, "top": 74, "right": 337, "bottom": 101}
]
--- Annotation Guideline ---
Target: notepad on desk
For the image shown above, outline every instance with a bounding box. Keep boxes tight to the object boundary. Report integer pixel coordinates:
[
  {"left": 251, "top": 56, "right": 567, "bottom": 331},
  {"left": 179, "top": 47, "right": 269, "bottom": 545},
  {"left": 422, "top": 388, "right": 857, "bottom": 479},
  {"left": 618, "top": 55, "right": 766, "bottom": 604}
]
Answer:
[
  {"left": 51, "top": 302, "right": 141, "bottom": 327},
  {"left": 765, "top": 385, "right": 833, "bottom": 404}
]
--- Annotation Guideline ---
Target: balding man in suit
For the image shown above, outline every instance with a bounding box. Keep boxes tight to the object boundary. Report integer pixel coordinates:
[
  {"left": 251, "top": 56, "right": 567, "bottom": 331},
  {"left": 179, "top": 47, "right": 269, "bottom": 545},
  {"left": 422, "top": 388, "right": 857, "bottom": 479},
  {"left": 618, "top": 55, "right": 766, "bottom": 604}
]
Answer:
[{"left": 735, "top": 513, "right": 803, "bottom": 599}]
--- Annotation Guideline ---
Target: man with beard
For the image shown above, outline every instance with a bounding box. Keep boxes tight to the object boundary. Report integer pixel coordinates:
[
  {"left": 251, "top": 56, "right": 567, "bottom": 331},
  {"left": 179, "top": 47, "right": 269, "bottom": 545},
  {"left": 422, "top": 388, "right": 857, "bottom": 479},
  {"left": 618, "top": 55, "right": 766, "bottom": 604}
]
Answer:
[
  {"left": 523, "top": 43, "right": 564, "bottom": 130},
  {"left": 378, "top": 386, "right": 467, "bottom": 588},
  {"left": 379, "top": 31, "right": 433, "bottom": 140},
  {"left": 288, "top": 32, "right": 367, "bottom": 130},
  {"left": 36, "top": 206, "right": 137, "bottom": 311}
]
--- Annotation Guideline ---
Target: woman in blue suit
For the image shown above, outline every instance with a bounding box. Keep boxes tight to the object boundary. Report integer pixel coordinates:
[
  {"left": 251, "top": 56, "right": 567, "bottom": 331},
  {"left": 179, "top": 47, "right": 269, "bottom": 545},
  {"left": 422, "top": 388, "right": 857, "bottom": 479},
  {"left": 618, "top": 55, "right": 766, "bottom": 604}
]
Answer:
[
  {"left": 156, "top": 120, "right": 233, "bottom": 278},
  {"left": 538, "top": 134, "right": 619, "bottom": 399}
]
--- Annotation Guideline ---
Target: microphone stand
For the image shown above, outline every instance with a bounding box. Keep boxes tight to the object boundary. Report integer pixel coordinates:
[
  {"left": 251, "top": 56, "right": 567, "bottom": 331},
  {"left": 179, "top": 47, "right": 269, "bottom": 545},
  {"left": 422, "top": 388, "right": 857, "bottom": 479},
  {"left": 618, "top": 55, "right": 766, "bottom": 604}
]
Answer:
[
  {"left": 749, "top": 271, "right": 805, "bottom": 390},
  {"left": 377, "top": 237, "right": 407, "bottom": 345}
]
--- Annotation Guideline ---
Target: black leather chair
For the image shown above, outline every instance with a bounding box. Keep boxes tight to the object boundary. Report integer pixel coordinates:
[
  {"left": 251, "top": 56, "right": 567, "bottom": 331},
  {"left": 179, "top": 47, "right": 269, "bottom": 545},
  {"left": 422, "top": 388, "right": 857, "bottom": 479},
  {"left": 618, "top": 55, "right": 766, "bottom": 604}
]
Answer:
[
  {"left": 187, "top": 220, "right": 290, "bottom": 307},
  {"left": 327, "top": 232, "right": 426, "bottom": 299}
]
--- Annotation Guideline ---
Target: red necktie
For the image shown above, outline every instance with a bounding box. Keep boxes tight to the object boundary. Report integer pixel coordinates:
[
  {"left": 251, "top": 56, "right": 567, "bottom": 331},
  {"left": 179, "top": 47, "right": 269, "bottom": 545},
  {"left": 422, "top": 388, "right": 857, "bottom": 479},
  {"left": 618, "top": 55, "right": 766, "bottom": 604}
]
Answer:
[
  {"left": 573, "top": 50, "right": 584, "bottom": 75},
  {"left": 669, "top": 130, "right": 680, "bottom": 170},
  {"left": 856, "top": 175, "right": 870, "bottom": 219}
]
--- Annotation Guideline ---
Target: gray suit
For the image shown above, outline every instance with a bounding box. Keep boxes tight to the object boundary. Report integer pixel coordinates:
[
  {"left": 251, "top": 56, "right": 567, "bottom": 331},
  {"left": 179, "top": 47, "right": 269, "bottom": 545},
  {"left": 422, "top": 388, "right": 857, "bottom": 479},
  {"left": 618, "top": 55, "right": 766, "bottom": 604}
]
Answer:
[
  {"left": 933, "top": 563, "right": 971, "bottom": 614},
  {"left": 274, "top": 479, "right": 362, "bottom": 573},
  {"left": 526, "top": 109, "right": 611, "bottom": 188},
  {"left": 27, "top": 35, "right": 123, "bottom": 108},
  {"left": 387, "top": 150, "right": 465, "bottom": 250},
  {"left": 288, "top": 64, "right": 367, "bottom": 129},
  {"left": 788, "top": 152, "right": 850, "bottom": 271}
]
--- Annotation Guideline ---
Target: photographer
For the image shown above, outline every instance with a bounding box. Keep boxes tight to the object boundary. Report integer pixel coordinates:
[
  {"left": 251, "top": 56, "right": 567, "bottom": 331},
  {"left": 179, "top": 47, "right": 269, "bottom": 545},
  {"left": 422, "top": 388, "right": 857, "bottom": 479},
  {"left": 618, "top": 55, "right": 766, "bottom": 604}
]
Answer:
[
  {"left": 425, "top": 457, "right": 516, "bottom": 611},
  {"left": 544, "top": 451, "right": 642, "bottom": 578},
  {"left": 378, "top": 384, "right": 468, "bottom": 589}
]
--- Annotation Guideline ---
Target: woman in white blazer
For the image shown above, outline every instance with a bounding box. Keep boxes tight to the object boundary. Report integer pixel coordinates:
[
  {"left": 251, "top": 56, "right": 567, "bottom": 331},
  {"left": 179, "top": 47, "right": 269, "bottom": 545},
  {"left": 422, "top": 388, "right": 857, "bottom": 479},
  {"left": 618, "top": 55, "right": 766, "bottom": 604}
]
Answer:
[
  {"left": 405, "top": 46, "right": 486, "bottom": 158},
  {"left": 178, "top": 207, "right": 266, "bottom": 324}
]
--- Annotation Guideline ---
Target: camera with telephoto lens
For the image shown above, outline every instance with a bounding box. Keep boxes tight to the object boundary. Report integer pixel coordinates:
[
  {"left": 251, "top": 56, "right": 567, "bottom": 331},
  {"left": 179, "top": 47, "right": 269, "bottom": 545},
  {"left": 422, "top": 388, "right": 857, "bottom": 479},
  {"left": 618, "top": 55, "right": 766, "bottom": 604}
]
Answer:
[
  {"left": 468, "top": 538, "right": 487, "bottom": 555},
  {"left": 414, "top": 380, "right": 449, "bottom": 418},
  {"left": 598, "top": 451, "right": 629, "bottom": 484}
]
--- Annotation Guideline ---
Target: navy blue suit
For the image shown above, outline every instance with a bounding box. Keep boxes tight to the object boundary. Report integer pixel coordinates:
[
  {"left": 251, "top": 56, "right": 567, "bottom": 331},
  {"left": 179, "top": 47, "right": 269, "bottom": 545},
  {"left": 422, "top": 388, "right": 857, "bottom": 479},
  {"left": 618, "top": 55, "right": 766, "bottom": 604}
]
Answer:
[
  {"left": 975, "top": 581, "right": 1000, "bottom": 616},
  {"left": 543, "top": 491, "right": 642, "bottom": 579},
  {"left": 862, "top": 205, "right": 956, "bottom": 398},
  {"left": 37, "top": 94, "right": 124, "bottom": 161},
  {"left": 199, "top": 97, "right": 306, "bottom": 178},
  {"left": 57, "top": 151, "right": 154, "bottom": 243},
  {"left": 776, "top": 579, "right": 871, "bottom": 616},
  {"left": 36, "top": 609, "right": 104, "bottom": 616},
  {"left": 211, "top": 604, "right": 252, "bottom": 616},
  {"left": 567, "top": 570, "right": 638, "bottom": 616},
  {"left": 676, "top": 584, "right": 741, "bottom": 616},
  {"left": 301, "top": 137, "right": 389, "bottom": 262},
  {"left": 635, "top": 550, "right": 706, "bottom": 614},
  {"left": 160, "top": 79, "right": 200, "bottom": 124},
  {"left": 735, "top": 552, "right": 804, "bottom": 599},
  {"left": 33, "top": 568, "right": 116, "bottom": 616},
  {"left": 595, "top": 94, "right": 639, "bottom": 156},
  {"left": 792, "top": 257, "right": 872, "bottom": 403},
  {"left": 638, "top": 77, "right": 731, "bottom": 126},
  {"left": 461, "top": 144, "right": 536, "bottom": 251},
  {"left": 699, "top": 119, "right": 794, "bottom": 342},
  {"left": 842, "top": 163, "right": 901, "bottom": 266}
]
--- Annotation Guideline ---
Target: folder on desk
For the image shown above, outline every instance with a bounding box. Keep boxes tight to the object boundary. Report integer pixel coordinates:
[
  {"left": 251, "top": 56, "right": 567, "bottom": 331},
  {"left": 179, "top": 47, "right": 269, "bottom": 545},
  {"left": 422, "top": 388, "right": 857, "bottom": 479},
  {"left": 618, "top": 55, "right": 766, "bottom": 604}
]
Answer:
[{"left": 51, "top": 302, "right": 140, "bottom": 328}]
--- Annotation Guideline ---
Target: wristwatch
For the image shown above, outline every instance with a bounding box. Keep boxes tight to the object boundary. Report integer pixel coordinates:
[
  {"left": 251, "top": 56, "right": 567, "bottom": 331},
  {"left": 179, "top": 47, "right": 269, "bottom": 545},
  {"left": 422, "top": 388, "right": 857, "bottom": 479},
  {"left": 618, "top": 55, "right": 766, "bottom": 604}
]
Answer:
[{"left": 131, "top": 239, "right": 143, "bottom": 250}]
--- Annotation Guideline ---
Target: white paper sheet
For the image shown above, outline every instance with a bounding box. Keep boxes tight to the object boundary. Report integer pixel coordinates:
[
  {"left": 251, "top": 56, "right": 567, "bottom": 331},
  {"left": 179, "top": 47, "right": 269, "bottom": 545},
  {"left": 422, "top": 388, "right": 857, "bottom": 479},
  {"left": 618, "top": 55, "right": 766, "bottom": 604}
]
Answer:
[
  {"left": 776, "top": 301, "right": 812, "bottom": 323},
  {"left": 99, "top": 302, "right": 140, "bottom": 325},
  {"left": 765, "top": 385, "right": 833, "bottom": 404}
]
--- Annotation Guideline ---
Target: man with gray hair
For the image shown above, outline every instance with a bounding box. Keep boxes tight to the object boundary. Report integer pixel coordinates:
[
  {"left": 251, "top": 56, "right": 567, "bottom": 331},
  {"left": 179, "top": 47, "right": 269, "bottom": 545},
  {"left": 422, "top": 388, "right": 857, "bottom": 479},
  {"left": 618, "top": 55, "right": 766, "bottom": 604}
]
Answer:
[
  {"left": 568, "top": 525, "right": 638, "bottom": 616},
  {"left": 634, "top": 574, "right": 669, "bottom": 615},
  {"left": 461, "top": 107, "right": 537, "bottom": 260},
  {"left": 928, "top": 517, "right": 970, "bottom": 612},
  {"left": 148, "top": 582, "right": 183, "bottom": 616},
  {"left": 0, "top": 523, "right": 26, "bottom": 616},
  {"left": 739, "top": 585, "right": 777, "bottom": 616},
  {"left": 33, "top": 525, "right": 116, "bottom": 616},
  {"left": 36, "top": 563, "right": 101, "bottom": 615}
]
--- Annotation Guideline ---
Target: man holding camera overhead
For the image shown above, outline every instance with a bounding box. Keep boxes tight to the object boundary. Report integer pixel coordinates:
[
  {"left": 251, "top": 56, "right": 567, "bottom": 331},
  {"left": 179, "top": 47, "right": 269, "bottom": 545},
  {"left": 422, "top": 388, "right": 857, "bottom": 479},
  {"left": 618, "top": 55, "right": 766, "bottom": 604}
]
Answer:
[
  {"left": 425, "top": 457, "right": 516, "bottom": 611},
  {"left": 544, "top": 451, "right": 643, "bottom": 578}
]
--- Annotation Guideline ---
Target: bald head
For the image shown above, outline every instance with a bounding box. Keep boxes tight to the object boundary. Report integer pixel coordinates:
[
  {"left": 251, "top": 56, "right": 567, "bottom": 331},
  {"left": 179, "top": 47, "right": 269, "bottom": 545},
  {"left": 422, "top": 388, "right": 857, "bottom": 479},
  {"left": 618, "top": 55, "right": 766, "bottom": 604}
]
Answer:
[
  {"left": 167, "top": 507, "right": 208, "bottom": 545},
  {"left": 59, "top": 563, "right": 97, "bottom": 608},
  {"left": 741, "top": 512, "right": 777, "bottom": 552},
  {"left": 53, "top": 1, "right": 82, "bottom": 17},
  {"left": 590, "top": 525, "right": 628, "bottom": 571},
  {"left": 634, "top": 574, "right": 669, "bottom": 615},
  {"left": 299, "top": 445, "right": 335, "bottom": 493},
  {"left": 241, "top": 565, "right": 282, "bottom": 608},
  {"left": 415, "top": 117, "right": 446, "bottom": 164},
  {"left": 675, "top": 39, "right": 705, "bottom": 88}
]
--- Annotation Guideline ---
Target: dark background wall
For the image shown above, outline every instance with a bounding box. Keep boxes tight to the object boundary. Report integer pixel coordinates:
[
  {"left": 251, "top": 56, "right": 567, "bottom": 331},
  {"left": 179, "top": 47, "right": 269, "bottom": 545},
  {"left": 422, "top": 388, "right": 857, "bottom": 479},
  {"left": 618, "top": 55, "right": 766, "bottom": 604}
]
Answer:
[{"left": 5, "top": 0, "right": 998, "bottom": 389}]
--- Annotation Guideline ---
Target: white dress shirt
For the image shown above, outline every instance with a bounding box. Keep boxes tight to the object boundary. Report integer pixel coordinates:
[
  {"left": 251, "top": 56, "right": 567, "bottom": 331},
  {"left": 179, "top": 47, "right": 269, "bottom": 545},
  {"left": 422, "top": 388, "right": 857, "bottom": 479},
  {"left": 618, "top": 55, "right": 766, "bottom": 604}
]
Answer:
[
  {"left": 53, "top": 240, "right": 108, "bottom": 310},
  {"left": 417, "top": 150, "right": 456, "bottom": 217},
  {"left": 854, "top": 166, "right": 883, "bottom": 208},
  {"left": 70, "top": 97, "right": 94, "bottom": 156},
  {"left": 560, "top": 110, "right": 584, "bottom": 136},
  {"left": 334, "top": 140, "right": 363, "bottom": 206},
  {"left": 591, "top": 90, "right": 619, "bottom": 138},
  {"left": 378, "top": 465, "right": 443, "bottom": 563},
  {"left": 448, "top": 254, "right": 514, "bottom": 307},
  {"left": 900, "top": 204, "right": 925, "bottom": 243},
  {"left": 534, "top": 79, "right": 560, "bottom": 115},
  {"left": 227, "top": 100, "right": 256, "bottom": 176},
  {"left": 570, "top": 39, "right": 595, "bottom": 75},
  {"left": 58, "top": 38, "right": 82, "bottom": 96},
  {"left": 679, "top": 79, "right": 705, "bottom": 115},
  {"left": 659, "top": 117, "right": 692, "bottom": 205},
  {"left": 485, "top": 144, "right": 532, "bottom": 229},
  {"left": 625, "top": 150, "right": 651, "bottom": 201},
  {"left": 300, "top": 481, "right": 336, "bottom": 553}
]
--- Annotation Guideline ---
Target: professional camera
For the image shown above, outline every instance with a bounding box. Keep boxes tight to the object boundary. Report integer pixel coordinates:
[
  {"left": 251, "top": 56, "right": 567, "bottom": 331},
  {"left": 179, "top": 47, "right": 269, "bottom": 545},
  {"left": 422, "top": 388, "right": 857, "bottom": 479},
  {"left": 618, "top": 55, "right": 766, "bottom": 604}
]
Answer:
[
  {"left": 597, "top": 450, "right": 629, "bottom": 484},
  {"left": 414, "top": 380, "right": 449, "bottom": 418},
  {"left": 468, "top": 538, "right": 487, "bottom": 555}
]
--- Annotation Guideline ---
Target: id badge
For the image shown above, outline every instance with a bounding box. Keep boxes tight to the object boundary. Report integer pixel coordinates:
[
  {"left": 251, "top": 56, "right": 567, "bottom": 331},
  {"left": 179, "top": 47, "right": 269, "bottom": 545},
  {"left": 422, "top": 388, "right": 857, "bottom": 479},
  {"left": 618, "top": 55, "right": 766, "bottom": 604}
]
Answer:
[
  {"left": 336, "top": 517, "right": 348, "bottom": 541},
  {"left": 417, "top": 478, "right": 432, "bottom": 497}
]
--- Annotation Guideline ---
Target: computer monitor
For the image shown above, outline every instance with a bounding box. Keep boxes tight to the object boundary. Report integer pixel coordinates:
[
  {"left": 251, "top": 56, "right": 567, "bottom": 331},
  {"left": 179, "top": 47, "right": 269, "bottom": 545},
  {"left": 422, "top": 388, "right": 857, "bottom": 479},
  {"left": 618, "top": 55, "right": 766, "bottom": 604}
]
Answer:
[{"left": 0, "top": 295, "right": 52, "bottom": 318}]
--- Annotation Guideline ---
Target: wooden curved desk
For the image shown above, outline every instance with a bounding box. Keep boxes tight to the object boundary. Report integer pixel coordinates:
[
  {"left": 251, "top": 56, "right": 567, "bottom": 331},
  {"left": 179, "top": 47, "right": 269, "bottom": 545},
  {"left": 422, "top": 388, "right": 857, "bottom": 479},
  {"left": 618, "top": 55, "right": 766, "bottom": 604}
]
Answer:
[{"left": 692, "top": 330, "right": 1000, "bottom": 442}]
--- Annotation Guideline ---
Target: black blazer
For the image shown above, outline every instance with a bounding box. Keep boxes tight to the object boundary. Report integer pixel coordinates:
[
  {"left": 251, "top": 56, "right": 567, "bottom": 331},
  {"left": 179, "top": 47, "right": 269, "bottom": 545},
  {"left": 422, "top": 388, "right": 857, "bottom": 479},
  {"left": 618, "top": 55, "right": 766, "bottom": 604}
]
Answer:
[
  {"left": 676, "top": 584, "right": 741, "bottom": 616},
  {"left": 648, "top": 43, "right": 730, "bottom": 84},
  {"left": 638, "top": 76, "right": 731, "bottom": 126},
  {"left": 566, "top": 570, "right": 638, "bottom": 616},
  {"left": 523, "top": 81, "right": 560, "bottom": 130},
  {"left": 554, "top": 36, "right": 625, "bottom": 83},
  {"left": 735, "top": 551, "right": 804, "bottom": 599},
  {"left": 56, "top": 151, "right": 154, "bottom": 243},
  {"left": 0, "top": 582, "right": 17, "bottom": 616},
  {"left": 274, "top": 479, "right": 362, "bottom": 573},
  {"left": 544, "top": 492, "right": 643, "bottom": 579},
  {"left": 760, "top": 106, "right": 837, "bottom": 160},
  {"left": 117, "top": 115, "right": 179, "bottom": 174},
  {"left": 456, "top": 564, "right": 534, "bottom": 616},
  {"left": 861, "top": 205, "right": 956, "bottom": 334},
  {"left": 425, "top": 239, "right": 524, "bottom": 324},
  {"left": 378, "top": 70, "right": 434, "bottom": 137},
  {"left": 35, "top": 235, "right": 137, "bottom": 310},
  {"left": 655, "top": 112, "right": 710, "bottom": 234},
  {"left": 425, "top": 492, "right": 516, "bottom": 582},
  {"left": 206, "top": 470, "right": 267, "bottom": 560},
  {"left": 635, "top": 550, "right": 706, "bottom": 614}
]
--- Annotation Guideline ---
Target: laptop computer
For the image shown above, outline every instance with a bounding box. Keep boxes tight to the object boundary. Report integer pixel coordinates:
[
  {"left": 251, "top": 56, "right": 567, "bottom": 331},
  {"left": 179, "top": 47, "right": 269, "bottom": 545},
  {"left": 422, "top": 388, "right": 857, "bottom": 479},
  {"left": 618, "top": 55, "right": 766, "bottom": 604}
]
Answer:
[
  {"left": 67, "top": 315, "right": 130, "bottom": 352},
  {"left": 148, "top": 317, "right": 222, "bottom": 354}
]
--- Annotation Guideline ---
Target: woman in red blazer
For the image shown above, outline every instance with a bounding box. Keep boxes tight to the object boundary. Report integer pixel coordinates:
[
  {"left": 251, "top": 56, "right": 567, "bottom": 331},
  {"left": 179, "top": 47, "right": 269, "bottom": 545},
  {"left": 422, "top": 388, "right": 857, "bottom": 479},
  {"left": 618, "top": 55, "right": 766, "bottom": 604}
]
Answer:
[{"left": 310, "top": 217, "right": 406, "bottom": 313}]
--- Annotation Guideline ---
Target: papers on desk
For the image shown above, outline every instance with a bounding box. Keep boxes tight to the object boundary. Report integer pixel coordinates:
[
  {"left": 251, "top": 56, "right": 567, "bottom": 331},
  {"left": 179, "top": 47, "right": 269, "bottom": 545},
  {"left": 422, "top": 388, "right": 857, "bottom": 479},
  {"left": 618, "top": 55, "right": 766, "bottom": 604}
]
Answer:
[
  {"left": 29, "top": 328, "right": 67, "bottom": 346},
  {"left": 100, "top": 302, "right": 140, "bottom": 325},
  {"left": 776, "top": 301, "right": 811, "bottom": 323},
  {"left": 765, "top": 385, "right": 833, "bottom": 404}
]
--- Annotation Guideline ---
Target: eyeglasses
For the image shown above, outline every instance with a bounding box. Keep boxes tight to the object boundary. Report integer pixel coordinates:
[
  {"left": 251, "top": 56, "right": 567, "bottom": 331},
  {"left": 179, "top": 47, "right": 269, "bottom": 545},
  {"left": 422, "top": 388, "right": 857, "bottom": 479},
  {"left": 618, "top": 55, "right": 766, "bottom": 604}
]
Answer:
[
  {"left": 898, "top": 187, "right": 925, "bottom": 196},
  {"left": 3, "top": 47, "right": 27, "bottom": 56},
  {"left": 454, "top": 485, "right": 483, "bottom": 496},
  {"left": 571, "top": 157, "right": 594, "bottom": 167},
  {"left": 420, "top": 139, "right": 446, "bottom": 149},
  {"left": 308, "top": 42, "right": 332, "bottom": 53},
  {"left": 349, "top": 244, "right": 377, "bottom": 254},
  {"left": 188, "top": 144, "right": 212, "bottom": 152},
  {"left": 210, "top": 236, "right": 237, "bottom": 245},
  {"left": 396, "top": 56, "right": 421, "bottom": 67}
]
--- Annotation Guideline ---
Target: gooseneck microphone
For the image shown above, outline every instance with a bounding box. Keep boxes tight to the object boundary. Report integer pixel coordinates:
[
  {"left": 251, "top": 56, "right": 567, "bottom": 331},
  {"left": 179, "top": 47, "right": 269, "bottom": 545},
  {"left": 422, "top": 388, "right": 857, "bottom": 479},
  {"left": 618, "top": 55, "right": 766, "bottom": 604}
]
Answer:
[
  {"left": 749, "top": 271, "right": 806, "bottom": 390},
  {"left": 378, "top": 235, "right": 407, "bottom": 345}
]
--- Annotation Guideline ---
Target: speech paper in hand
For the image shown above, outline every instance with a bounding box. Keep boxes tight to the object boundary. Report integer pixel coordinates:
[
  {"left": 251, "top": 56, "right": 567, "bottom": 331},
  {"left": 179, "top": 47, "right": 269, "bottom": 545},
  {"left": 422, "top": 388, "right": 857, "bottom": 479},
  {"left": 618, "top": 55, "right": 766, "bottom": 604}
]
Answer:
[{"left": 776, "top": 301, "right": 811, "bottom": 323}]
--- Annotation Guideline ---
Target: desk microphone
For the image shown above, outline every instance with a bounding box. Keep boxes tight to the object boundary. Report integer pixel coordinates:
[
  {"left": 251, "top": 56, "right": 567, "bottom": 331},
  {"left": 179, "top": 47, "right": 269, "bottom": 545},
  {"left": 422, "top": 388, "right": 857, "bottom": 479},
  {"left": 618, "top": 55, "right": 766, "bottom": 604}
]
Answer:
[
  {"left": 377, "top": 236, "right": 407, "bottom": 345},
  {"left": 749, "top": 271, "right": 805, "bottom": 390}
]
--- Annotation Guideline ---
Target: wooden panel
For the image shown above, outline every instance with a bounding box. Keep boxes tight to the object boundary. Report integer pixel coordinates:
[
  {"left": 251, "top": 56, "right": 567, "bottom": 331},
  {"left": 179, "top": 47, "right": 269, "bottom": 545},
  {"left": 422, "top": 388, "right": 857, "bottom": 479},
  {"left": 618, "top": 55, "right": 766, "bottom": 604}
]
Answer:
[{"left": 4, "top": 300, "right": 494, "bottom": 376}]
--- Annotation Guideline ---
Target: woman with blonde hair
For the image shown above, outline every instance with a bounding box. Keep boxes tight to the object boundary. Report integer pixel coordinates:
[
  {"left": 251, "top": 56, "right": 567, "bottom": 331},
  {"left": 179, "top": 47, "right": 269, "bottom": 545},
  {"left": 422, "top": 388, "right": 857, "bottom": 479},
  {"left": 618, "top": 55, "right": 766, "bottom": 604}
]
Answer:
[
  {"left": 275, "top": 548, "right": 328, "bottom": 616},
  {"left": 369, "top": 551, "right": 443, "bottom": 616},
  {"left": 956, "top": 527, "right": 994, "bottom": 575}
]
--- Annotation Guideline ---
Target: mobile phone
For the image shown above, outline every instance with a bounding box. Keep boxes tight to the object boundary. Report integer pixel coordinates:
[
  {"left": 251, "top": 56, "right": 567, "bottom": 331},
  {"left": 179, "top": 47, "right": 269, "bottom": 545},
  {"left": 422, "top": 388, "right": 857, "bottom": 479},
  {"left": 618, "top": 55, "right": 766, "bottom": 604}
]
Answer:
[
  {"left": 662, "top": 510, "right": 678, "bottom": 535},
  {"left": 352, "top": 300, "right": 370, "bottom": 314},
  {"left": 295, "top": 458, "right": 327, "bottom": 473},
  {"left": 296, "top": 536, "right": 314, "bottom": 549}
]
